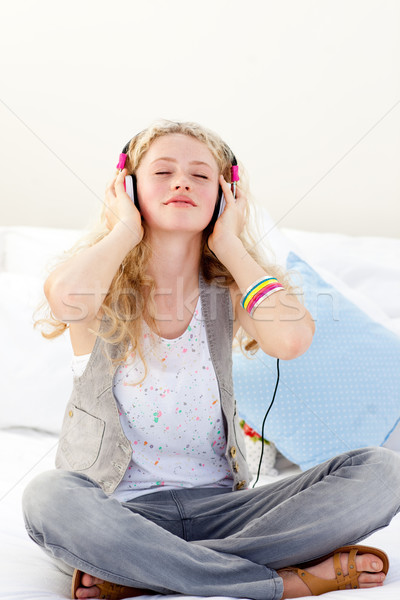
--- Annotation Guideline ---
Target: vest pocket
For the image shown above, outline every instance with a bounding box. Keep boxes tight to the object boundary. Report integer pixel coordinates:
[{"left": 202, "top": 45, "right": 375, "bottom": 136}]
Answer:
[{"left": 57, "top": 405, "right": 105, "bottom": 471}]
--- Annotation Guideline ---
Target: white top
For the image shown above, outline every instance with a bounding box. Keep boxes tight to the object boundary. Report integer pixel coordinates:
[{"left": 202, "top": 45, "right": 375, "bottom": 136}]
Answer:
[{"left": 71, "top": 295, "right": 233, "bottom": 500}]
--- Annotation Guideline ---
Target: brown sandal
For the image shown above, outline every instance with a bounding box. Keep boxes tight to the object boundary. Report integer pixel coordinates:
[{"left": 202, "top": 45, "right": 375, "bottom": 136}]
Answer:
[
  {"left": 284, "top": 545, "right": 389, "bottom": 596},
  {"left": 71, "top": 569, "right": 156, "bottom": 600}
]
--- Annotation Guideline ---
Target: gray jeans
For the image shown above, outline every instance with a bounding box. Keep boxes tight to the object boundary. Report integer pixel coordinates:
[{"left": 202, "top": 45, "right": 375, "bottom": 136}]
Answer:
[{"left": 22, "top": 447, "right": 400, "bottom": 600}]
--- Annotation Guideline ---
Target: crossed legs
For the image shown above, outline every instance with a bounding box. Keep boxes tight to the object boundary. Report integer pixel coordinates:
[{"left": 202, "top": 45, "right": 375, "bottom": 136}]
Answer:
[{"left": 23, "top": 447, "right": 400, "bottom": 600}]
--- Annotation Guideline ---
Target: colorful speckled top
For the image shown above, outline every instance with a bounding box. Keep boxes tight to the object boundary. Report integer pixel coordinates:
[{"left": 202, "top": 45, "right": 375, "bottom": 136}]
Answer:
[
  {"left": 63, "top": 273, "right": 250, "bottom": 496},
  {"left": 72, "top": 295, "right": 233, "bottom": 500}
]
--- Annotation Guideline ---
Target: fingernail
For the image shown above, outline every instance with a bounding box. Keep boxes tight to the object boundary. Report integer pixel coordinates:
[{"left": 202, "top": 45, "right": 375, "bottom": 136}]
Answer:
[{"left": 372, "top": 561, "right": 379, "bottom": 570}]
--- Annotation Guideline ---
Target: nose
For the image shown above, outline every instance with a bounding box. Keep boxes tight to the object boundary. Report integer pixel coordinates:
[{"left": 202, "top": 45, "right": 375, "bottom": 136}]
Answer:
[{"left": 171, "top": 171, "right": 191, "bottom": 191}]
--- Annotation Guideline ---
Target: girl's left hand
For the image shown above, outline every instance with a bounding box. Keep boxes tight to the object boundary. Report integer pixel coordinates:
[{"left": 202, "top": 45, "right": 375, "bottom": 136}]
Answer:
[{"left": 207, "top": 175, "right": 247, "bottom": 256}]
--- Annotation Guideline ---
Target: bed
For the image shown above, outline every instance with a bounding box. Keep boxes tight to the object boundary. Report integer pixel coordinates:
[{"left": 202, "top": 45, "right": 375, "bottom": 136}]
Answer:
[{"left": 1, "top": 218, "right": 399, "bottom": 600}]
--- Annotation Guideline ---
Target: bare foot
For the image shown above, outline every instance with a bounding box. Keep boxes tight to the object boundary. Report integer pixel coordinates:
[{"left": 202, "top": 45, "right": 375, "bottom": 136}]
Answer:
[
  {"left": 279, "top": 551, "right": 386, "bottom": 598},
  {"left": 75, "top": 573, "right": 104, "bottom": 599}
]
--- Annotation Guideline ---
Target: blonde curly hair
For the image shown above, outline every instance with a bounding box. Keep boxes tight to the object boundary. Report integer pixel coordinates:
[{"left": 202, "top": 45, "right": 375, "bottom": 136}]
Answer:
[{"left": 34, "top": 119, "right": 296, "bottom": 378}]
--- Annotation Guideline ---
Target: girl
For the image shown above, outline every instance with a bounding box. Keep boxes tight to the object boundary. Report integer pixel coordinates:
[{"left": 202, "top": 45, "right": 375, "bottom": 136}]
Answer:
[{"left": 23, "top": 120, "right": 399, "bottom": 600}]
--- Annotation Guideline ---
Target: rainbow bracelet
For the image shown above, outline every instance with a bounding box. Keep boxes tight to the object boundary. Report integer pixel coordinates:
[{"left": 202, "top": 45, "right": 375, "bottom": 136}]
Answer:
[
  {"left": 241, "top": 277, "right": 284, "bottom": 317},
  {"left": 241, "top": 277, "right": 278, "bottom": 310}
]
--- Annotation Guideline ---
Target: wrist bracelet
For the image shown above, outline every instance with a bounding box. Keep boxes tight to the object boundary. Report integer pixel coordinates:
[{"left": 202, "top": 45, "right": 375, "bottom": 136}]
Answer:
[
  {"left": 240, "top": 277, "right": 284, "bottom": 317},
  {"left": 241, "top": 277, "right": 278, "bottom": 310}
]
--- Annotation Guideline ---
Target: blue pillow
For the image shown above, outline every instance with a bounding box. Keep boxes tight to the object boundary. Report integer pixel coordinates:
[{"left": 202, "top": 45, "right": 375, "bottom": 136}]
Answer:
[{"left": 233, "top": 252, "right": 400, "bottom": 471}]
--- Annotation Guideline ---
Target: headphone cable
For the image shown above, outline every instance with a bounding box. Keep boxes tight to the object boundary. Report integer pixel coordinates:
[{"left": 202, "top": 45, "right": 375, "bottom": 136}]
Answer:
[{"left": 251, "top": 358, "right": 280, "bottom": 488}]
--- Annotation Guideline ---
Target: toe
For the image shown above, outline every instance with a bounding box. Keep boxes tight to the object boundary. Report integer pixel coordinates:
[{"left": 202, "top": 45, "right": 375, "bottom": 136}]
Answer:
[
  {"left": 76, "top": 586, "right": 101, "bottom": 599},
  {"left": 76, "top": 573, "right": 105, "bottom": 599},
  {"left": 358, "top": 572, "right": 386, "bottom": 585},
  {"left": 81, "top": 573, "right": 105, "bottom": 586},
  {"left": 355, "top": 553, "right": 384, "bottom": 573}
]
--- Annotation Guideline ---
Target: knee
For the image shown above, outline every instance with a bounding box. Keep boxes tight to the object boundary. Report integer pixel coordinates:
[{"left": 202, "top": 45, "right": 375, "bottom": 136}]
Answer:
[
  {"left": 377, "top": 446, "right": 400, "bottom": 484},
  {"left": 352, "top": 446, "right": 400, "bottom": 490},
  {"left": 22, "top": 470, "right": 67, "bottom": 529},
  {"left": 23, "top": 469, "right": 95, "bottom": 530},
  {"left": 364, "top": 446, "right": 400, "bottom": 473},
  {"left": 23, "top": 469, "right": 101, "bottom": 527},
  {"left": 22, "top": 470, "right": 102, "bottom": 552}
]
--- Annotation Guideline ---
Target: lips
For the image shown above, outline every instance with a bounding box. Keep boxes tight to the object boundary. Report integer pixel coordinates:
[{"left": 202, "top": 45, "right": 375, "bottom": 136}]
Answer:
[{"left": 165, "top": 195, "right": 196, "bottom": 207}]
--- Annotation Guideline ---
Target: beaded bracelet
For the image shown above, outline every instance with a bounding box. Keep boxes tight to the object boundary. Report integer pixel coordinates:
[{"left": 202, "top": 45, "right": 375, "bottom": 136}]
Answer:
[{"left": 240, "top": 277, "right": 284, "bottom": 317}]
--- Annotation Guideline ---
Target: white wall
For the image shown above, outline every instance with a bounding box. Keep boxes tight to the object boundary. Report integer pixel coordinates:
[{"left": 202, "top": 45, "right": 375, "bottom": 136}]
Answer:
[{"left": 0, "top": 0, "right": 399, "bottom": 237}]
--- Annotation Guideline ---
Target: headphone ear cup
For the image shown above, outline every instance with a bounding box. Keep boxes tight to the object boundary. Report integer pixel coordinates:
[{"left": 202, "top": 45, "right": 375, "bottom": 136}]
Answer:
[
  {"left": 217, "top": 190, "right": 226, "bottom": 219},
  {"left": 209, "top": 185, "right": 223, "bottom": 227},
  {"left": 124, "top": 174, "right": 140, "bottom": 212},
  {"left": 132, "top": 174, "right": 139, "bottom": 211}
]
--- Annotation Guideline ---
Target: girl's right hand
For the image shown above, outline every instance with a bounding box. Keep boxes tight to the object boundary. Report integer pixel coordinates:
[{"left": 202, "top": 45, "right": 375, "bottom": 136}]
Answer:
[{"left": 104, "top": 168, "right": 144, "bottom": 244}]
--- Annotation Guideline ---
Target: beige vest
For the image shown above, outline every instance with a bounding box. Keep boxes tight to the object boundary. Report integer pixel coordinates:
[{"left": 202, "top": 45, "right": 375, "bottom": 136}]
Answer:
[{"left": 56, "top": 273, "right": 250, "bottom": 495}]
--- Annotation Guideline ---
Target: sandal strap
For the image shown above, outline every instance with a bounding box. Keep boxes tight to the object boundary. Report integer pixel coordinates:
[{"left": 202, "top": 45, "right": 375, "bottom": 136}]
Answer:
[
  {"left": 346, "top": 547, "right": 361, "bottom": 589},
  {"left": 333, "top": 551, "right": 346, "bottom": 588},
  {"left": 71, "top": 569, "right": 155, "bottom": 600},
  {"left": 288, "top": 548, "right": 363, "bottom": 596},
  {"left": 97, "top": 582, "right": 153, "bottom": 600}
]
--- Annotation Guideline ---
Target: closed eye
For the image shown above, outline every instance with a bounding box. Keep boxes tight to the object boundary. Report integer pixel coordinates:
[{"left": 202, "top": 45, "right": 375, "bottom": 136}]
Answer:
[{"left": 155, "top": 171, "right": 208, "bottom": 179}]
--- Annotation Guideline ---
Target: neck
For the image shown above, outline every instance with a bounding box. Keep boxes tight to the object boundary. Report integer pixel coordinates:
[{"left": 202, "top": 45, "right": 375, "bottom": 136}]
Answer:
[{"left": 145, "top": 230, "right": 203, "bottom": 296}]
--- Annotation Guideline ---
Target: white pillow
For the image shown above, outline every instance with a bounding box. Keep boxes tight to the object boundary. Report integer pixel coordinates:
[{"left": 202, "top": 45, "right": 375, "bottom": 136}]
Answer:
[
  {"left": 0, "top": 272, "right": 72, "bottom": 433},
  {"left": 252, "top": 208, "right": 396, "bottom": 334},
  {"left": 281, "top": 228, "right": 400, "bottom": 320},
  {"left": 2, "top": 226, "right": 82, "bottom": 277}
]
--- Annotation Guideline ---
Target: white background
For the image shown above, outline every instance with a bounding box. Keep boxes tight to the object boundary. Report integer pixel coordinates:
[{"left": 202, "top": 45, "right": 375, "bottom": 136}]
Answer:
[{"left": 0, "top": 0, "right": 399, "bottom": 237}]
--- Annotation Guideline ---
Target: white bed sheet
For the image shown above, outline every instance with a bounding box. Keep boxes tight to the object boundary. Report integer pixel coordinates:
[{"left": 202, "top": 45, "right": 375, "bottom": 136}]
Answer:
[{"left": 1, "top": 428, "right": 400, "bottom": 600}]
